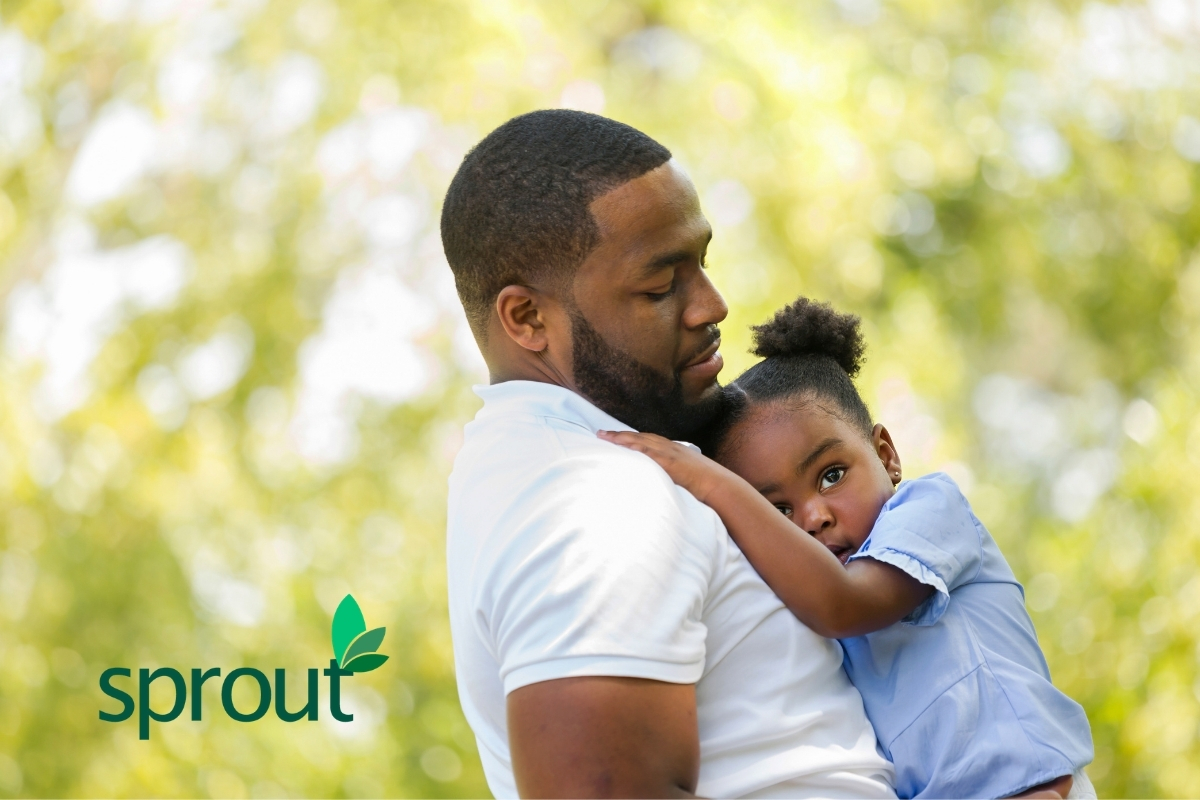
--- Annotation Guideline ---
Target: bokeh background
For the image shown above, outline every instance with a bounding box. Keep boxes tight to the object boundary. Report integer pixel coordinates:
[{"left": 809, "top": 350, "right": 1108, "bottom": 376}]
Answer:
[{"left": 1, "top": 0, "right": 1198, "bottom": 796}]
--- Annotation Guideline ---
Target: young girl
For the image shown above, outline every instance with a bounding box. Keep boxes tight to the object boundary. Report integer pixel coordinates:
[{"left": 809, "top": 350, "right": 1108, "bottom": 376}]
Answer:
[{"left": 600, "top": 297, "right": 1095, "bottom": 800}]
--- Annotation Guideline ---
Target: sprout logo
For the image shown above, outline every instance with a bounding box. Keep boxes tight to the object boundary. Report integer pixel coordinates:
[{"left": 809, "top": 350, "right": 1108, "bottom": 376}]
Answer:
[{"left": 99, "top": 595, "right": 387, "bottom": 739}]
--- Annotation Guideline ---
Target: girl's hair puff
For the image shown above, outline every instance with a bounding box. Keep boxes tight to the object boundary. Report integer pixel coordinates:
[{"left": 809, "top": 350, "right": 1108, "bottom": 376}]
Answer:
[{"left": 750, "top": 297, "right": 866, "bottom": 375}]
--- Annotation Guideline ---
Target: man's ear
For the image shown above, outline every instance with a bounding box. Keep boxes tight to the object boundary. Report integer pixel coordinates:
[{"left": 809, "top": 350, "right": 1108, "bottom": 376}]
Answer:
[
  {"left": 495, "top": 285, "right": 550, "bottom": 352},
  {"left": 872, "top": 423, "right": 902, "bottom": 485}
]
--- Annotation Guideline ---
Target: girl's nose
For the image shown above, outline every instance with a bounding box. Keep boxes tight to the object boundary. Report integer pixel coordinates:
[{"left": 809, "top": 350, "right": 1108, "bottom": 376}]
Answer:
[{"left": 800, "top": 499, "right": 835, "bottom": 536}]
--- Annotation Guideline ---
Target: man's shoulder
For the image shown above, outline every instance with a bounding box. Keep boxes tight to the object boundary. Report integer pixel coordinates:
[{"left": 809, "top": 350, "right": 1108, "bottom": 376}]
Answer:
[
  {"left": 524, "top": 432, "right": 698, "bottom": 520},
  {"left": 450, "top": 416, "right": 724, "bottom": 621},
  {"left": 460, "top": 411, "right": 686, "bottom": 501},
  {"left": 456, "top": 416, "right": 722, "bottom": 555}
]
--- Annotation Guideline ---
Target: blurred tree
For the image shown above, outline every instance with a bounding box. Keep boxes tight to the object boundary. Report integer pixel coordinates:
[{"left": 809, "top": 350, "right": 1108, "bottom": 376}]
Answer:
[{"left": 0, "top": 0, "right": 1197, "bottom": 797}]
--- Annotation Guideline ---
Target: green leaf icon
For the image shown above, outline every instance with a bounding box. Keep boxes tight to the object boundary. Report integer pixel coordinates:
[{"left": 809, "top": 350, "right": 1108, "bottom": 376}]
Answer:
[
  {"left": 331, "top": 595, "right": 388, "bottom": 674},
  {"left": 340, "top": 626, "right": 386, "bottom": 668},
  {"left": 343, "top": 653, "right": 389, "bottom": 673},
  {"left": 332, "top": 595, "right": 367, "bottom": 664}
]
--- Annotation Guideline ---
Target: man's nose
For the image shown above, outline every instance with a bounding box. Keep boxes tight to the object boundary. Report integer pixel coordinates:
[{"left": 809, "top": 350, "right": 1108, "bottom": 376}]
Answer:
[{"left": 683, "top": 267, "right": 729, "bottom": 330}]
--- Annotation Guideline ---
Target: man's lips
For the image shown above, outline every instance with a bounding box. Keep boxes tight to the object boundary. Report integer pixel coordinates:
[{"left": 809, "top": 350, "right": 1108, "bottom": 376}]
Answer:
[{"left": 681, "top": 338, "right": 723, "bottom": 378}]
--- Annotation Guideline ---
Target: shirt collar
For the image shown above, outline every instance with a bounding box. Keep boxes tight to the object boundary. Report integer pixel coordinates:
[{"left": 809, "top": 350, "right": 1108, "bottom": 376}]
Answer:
[{"left": 472, "top": 380, "right": 636, "bottom": 434}]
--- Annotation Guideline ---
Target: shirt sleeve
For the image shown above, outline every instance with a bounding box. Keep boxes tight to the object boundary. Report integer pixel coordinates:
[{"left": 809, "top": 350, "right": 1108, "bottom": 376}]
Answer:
[
  {"left": 484, "top": 452, "right": 717, "bottom": 695},
  {"left": 846, "top": 473, "right": 983, "bottom": 626}
]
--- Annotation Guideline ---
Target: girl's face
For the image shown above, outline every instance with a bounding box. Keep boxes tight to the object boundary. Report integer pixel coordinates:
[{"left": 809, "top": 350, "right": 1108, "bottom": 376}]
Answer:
[{"left": 718, "top": 400, "right": 903, "bottom": 564}]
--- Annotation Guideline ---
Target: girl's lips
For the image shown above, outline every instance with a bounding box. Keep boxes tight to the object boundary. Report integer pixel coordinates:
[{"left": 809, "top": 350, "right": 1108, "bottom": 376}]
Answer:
[{"left": 828, "top": 545, "right": 852, "bottom": 565}]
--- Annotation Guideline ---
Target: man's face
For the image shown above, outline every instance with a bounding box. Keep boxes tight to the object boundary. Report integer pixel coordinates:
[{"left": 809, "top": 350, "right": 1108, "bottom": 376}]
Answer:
[{"left": 566, "top": 160, "right": 729, "bottom": 439}]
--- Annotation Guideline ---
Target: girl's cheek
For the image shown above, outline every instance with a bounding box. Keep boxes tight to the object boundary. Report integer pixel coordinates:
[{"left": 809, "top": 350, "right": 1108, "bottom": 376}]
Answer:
[{"left": 841, "top": 504, "right": 874, "bottom": 548}]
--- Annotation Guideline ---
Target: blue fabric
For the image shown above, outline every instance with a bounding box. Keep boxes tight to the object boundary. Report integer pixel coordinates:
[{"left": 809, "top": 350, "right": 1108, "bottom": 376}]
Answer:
[{"left": 842, "top": 473, "right": 1094, "bottom": 799}]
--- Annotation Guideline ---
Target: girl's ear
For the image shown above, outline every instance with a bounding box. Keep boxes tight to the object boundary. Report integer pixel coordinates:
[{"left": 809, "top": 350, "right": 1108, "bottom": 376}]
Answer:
[{"left": 871, "top": 423, "right": 902, "bottom": 485}]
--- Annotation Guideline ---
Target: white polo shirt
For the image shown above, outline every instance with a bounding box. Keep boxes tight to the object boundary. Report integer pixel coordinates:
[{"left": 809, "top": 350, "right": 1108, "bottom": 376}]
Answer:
[{"left": 446, "top": 380, "right": 895, "bottom": 799}]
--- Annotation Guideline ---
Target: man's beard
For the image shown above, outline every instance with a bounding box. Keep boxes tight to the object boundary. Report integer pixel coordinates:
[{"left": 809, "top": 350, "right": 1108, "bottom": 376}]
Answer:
[{"left": 568, "top": 306, "right": 723, "bottom": 440}]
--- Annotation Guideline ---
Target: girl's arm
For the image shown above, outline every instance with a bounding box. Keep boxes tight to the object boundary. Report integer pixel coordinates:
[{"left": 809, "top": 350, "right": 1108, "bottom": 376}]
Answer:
[{"left": 599, "top": 430, "right": 932, "bottom": 639}]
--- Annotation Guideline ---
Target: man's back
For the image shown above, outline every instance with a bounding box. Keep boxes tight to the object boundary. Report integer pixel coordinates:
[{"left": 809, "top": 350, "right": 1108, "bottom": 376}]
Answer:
[{"left": 447, "top": 381, "right": 895, "bottom": 798}]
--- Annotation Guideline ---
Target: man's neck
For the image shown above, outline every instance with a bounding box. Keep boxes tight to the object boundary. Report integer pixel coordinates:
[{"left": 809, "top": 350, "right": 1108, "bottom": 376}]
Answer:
[{"left": 486, "top": 351, "right": 575, "bottom": 393}]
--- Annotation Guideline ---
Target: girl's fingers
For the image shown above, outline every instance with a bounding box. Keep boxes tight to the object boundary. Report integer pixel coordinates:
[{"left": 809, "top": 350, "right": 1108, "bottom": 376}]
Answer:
[
  {"left": 598, "top": 430, "right": 658, "bottom": 447},
  {"left": 599, "top": 430, "right": 669, "bottom": 444},
  {"left": 597, "top": 431, "right": 672, "bottom": 458},
  {"left": 598, "top": 431, "right": 684, "bottom": 465},
  {"left": 598, "top": 431, "right": 648, "bottom": 451}
]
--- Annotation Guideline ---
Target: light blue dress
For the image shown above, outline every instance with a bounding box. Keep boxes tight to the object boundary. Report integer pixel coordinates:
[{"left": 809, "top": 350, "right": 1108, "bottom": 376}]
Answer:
[{"left": 842, "top": 473, "right": 1093, "bottom": 799}]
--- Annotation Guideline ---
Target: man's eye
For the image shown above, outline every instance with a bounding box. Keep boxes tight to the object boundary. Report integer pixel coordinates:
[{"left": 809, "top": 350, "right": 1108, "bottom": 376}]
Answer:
[
  {"left": 774, "top": 504, "right": 793, "bottom": 517},
  {"left": 645, "top": 286, "right": 676, "bottom": 301},
  {"left": 820, "top": 467, "right": 845, "bottom": 489}
]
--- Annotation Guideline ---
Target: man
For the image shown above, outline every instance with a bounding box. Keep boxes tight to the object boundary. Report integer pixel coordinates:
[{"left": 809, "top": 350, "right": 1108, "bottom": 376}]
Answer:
[{"left": 441, "top": 110, "right": 894, "bottom": 798}]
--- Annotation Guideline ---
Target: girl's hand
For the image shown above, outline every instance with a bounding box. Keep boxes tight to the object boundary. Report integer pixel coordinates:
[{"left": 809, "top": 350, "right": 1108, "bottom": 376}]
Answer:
[{"left": 597, "top": 430, "right": 730, "bottom": 504}]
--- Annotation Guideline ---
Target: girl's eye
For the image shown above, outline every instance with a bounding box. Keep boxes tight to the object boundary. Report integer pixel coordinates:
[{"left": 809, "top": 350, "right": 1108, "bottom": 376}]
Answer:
[
  {"left": 820, "top": 467, "right": 845, "bottom": 490},
  {"left": 774, "top": 504, "right": 793, "bottom": 517}
]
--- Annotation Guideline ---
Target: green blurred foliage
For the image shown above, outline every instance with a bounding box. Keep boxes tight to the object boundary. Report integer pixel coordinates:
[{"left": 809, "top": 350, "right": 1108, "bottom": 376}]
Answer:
[{"left": 1, "top": 0, "right": 1198, "bottom": 797}]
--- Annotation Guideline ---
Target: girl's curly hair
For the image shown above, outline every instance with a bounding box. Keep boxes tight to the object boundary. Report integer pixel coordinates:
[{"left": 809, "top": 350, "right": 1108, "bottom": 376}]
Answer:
[{"left": 693, "top": 296, "right": 872, "bottom": 459}]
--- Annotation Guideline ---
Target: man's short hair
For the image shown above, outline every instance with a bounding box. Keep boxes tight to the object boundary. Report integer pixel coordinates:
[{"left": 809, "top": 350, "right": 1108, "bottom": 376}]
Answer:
[{"left": 440, "top": 109, "right": 672, "bottom": 338}]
